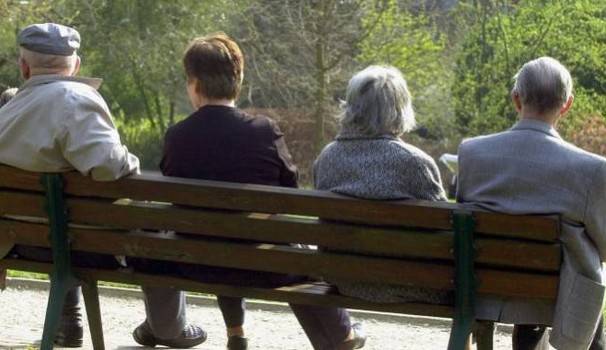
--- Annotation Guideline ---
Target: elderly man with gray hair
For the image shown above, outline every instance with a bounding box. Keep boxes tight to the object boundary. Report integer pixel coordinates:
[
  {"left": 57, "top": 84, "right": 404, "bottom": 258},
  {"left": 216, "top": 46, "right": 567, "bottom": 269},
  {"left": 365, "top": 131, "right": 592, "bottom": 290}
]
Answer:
[
  {"left": 457, "top": 56, "right": 606, "bottom": 350},
  {"left": 0, "top": 23, "right": 205, "bottom": 348}
]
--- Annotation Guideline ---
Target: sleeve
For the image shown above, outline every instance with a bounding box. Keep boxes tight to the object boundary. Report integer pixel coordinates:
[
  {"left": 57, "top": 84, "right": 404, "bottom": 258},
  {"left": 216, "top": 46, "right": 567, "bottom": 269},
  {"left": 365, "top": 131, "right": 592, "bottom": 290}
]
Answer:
[
  {"left": 583, "top": 161, "right": 606, "bottom": 261},
  {"left": 159, "top": 127, "right": 174, "bottom": 176},
  {"left": 269, "top": 119, "right": 298, "bottom": 188},
  {"left": 455, "top": 142, "right": 467, "bottom": 203},
  {"left": 60, "top": 93, "right": 140, "bottom": 181},
  {"left": 408, "top": 155, "right": 448, "bottom": 202}
]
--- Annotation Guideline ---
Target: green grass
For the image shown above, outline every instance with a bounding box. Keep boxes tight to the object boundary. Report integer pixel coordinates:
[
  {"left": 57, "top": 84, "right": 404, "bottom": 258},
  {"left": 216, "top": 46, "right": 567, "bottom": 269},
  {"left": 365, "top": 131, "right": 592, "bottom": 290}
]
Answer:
[{"left": 7, "top": 269, "right": 137, "bottom": 289}]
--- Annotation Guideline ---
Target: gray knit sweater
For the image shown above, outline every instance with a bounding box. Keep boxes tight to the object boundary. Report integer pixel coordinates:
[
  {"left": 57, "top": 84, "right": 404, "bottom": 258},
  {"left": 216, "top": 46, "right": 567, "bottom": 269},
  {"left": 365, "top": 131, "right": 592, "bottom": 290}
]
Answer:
[{"left": 313, "top": 133, "right": 449, "bottom": 303}]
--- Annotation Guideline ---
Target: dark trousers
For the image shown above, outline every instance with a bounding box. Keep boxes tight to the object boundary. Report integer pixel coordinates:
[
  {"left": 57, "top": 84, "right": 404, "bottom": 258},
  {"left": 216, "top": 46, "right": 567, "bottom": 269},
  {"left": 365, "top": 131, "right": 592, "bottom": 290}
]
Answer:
[
  {"left": 130, "top": 258, "right": 352, "bottom": 350},
  {"left": 513, "top": 318, "right": 605, "bottom": 350}
]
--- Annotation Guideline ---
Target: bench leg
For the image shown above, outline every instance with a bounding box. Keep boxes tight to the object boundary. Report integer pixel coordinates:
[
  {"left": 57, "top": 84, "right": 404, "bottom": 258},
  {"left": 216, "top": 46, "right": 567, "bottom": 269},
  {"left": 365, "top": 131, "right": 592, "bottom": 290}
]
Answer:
[
  {"left": 40, "top": 277, "right": 76, "bottom": 350},
  {"left": 474, "top": 321, "right": 495, "bottom": 350},
  {"left": 40, "top": 173, "right": 78, "bottom": 350},
  {"left": 447, "top": 211, "right": 476, "bottom": 350},
  {"left": 83, "top": 280, "right": 105, "bottom": 350}
]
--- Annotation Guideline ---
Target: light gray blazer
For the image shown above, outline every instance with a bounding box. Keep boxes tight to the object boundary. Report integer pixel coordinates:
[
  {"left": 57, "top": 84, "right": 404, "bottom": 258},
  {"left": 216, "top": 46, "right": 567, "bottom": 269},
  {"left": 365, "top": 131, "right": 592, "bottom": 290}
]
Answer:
[{"left": 457, "top": 119, "right": 606, "bottom": 350}]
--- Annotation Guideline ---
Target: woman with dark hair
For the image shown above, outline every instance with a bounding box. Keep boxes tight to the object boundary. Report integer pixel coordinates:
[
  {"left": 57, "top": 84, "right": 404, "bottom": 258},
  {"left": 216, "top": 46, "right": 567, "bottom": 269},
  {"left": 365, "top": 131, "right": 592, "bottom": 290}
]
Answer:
[{"left": 132, "top": 33, "right": 366, "bottom": 350}]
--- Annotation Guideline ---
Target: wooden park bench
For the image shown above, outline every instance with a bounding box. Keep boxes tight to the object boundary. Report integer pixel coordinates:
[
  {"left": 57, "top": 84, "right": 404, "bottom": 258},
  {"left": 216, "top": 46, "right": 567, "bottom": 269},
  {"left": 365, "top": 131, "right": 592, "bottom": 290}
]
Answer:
[{"left": 0, "top": 166, "right": 561, "bottom": 350}]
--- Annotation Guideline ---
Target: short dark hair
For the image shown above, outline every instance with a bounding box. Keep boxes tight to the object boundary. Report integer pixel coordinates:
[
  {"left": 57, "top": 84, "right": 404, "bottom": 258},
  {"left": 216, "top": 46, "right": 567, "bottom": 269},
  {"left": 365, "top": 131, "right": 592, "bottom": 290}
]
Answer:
[{"left": 183, "top": 33, "right": 244, "bottom": 100}]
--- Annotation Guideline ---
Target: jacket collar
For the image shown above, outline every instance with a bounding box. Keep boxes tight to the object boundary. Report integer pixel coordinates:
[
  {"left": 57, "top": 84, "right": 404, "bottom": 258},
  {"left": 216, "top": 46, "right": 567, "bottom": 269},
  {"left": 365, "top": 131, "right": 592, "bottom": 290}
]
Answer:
[
  {"left": 511, "top": 118, "right": 562, "bottom": 139},
  {"left": 20, "top": 74, "right": 103, "bottom": 91}
]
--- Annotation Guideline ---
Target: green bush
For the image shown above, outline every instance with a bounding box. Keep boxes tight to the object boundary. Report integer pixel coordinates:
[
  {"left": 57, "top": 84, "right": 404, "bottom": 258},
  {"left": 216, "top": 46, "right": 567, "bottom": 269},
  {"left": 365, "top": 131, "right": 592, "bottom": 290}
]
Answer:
[
  {"left": 114, "top": 118, "right": 165, "bottom": 171},
  {"left": 453, "top": 0, "right": 606, "bottom": 137}
]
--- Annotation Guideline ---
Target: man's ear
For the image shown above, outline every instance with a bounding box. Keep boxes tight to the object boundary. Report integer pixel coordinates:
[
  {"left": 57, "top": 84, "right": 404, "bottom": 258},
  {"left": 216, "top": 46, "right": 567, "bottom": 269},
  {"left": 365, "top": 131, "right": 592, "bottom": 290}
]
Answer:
[
  {"left": 560, "top": 95, "right": 574, "bottom": 117},
  {"left": 71, "top": 56, "right": 81, "bottom": 76},
  {"left": 19, "top": 57, "right": 31, "bottom": 80},
  {"left": 511, "top": 92, "right": 522, "bottom": 112}
]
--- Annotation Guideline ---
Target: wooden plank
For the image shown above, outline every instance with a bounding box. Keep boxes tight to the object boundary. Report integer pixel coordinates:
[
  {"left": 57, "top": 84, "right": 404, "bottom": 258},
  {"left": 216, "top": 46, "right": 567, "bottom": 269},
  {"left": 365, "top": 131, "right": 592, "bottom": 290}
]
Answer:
[
  {"left": 0, "top": 191, "right": 46, "bottom": 218},
  {"left": 0, "top": 213, "right": 561, "bottom": 273},
  {"left": 0, "top": 258, "right": 455, "bottom": 318},
  {"left": 3, "top": 221, "right": 559, "bottom": 299},
  {"left": 0, "top": 166, "right": 559, "bottom": 241},
  {"left": 63, "top": 199, "right": 561, "bottom": 272},
  {"left": 475, "top": 238, "right": 561, "bottom": 272},
  {"left": 474, "top": 211, "right": 560, "bottom": 242}
]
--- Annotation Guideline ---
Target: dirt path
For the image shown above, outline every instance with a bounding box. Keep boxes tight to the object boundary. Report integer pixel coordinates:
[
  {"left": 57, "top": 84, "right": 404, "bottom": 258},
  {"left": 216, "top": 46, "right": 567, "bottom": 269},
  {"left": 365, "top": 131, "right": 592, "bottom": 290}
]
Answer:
[{"left": 0, "top": 282, "right": 526, "bottom": 349}]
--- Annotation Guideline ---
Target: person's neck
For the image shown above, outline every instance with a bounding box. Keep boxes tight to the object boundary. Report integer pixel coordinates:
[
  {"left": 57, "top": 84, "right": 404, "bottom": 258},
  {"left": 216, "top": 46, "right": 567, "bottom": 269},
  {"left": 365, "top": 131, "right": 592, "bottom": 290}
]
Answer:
[
  {"left": 519, "top": 108, "right": 559, "bottom": 127},
  {"left": 197, "top": 98, "right": 235, "bottom": 109},
  {"left": 26, "top": 70, "right": 73, "bottom": 81}
]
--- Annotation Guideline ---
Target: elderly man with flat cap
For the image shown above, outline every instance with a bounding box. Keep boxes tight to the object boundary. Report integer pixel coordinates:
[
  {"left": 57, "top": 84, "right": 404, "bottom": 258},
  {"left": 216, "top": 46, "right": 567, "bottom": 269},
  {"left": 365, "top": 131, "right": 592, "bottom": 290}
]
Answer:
[{"left": 0, "top": 23, "right": 206, "bottom": 348}]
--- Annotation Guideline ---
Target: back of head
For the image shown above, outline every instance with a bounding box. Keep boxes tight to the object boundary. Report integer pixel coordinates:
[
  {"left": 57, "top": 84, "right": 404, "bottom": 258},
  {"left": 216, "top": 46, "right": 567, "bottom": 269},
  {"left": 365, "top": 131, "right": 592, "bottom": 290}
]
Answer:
[
  {"left": 340, "top": 65, "right": 415, "bottom": 137},
  {"left": 17, "top": 23, "right": 81, "bottom": 76},
  {"left": 0, "top": 88, "right": 18, "bottom": 108},
  {"left": 20, "top": 47, "right": 78, "bottom": 74},
  {"left": 183, "top": 33, "right": 244, "bottom": 100},
  {"left": 512, "top": 57, "right": 573, "bottom": 115}
]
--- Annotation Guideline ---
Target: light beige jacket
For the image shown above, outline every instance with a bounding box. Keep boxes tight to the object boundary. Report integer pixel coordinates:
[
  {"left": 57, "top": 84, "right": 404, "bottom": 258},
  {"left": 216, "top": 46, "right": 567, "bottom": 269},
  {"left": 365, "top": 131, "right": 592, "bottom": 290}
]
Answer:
[
  {"left": 0, "top": 74, "right": 139, "bottom": 180},
  {"left": 458, "top": 119, "right": 606, "bottom": 350}
]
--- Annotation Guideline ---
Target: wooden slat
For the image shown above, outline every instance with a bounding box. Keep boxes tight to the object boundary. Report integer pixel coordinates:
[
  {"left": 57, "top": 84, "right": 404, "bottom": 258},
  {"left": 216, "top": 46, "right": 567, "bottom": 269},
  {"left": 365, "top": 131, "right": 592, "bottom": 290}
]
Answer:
[
  {"left": 2, "top": 220, "right": 559, "bottom": 299},
  {"left": 0, "top": 193, "right": 561, "bottom": 272},
  {"left": 0, "top": 191, "right": 46, "bottom": 217},
  {"left": 64, "top": 200, "right": 561, "bottom": 272},
  {"left": 475, "top": 238, "right": 560, "bottom": 272},
  {"left": 0, "top": 166, "right": 559, "bottom": 241},
  {"left": 0, "top": 258, "right": 455, "bottom": 317}
]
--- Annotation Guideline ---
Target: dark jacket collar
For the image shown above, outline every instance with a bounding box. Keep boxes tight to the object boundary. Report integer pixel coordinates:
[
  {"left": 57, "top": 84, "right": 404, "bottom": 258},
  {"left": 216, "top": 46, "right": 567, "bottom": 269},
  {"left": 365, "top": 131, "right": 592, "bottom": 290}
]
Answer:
[{"left": 511, "top": 118, "right": 562, "bottom": 139}]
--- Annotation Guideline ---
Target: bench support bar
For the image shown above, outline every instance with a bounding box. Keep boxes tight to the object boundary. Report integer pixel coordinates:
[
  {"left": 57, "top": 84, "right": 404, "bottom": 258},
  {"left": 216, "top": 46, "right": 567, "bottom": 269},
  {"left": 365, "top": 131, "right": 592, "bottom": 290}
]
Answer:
[
  {"left": 448, "top": 211, "right": 476, "bottom": 350},
  {"left": 82, "top": 280, "right": 105, "bottom": 350},
  {"left": 40, "top": 174, "right": 80, "bottom": 350}
]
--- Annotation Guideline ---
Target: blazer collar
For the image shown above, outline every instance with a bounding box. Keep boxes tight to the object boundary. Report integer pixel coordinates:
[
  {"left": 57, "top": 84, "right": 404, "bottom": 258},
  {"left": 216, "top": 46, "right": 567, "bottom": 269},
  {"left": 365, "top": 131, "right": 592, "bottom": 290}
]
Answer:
[
  {"left": 21, "top": 74, "right": 103, "bottom": 91},
  {"left": 511, "top": 119, "right": 562, "bottom": 139}
]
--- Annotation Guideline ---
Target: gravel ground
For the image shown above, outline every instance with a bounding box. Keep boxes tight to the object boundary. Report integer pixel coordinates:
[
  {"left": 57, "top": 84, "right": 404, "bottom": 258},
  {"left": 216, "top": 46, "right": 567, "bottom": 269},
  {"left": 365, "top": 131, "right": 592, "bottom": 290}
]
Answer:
[{"left": 0, "top": 282, "right": 527, "bottom": 350}]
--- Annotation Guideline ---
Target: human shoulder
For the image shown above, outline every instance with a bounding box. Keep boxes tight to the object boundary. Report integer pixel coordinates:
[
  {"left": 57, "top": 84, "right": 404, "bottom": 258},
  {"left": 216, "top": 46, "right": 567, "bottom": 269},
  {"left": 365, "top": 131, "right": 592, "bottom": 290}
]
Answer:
[
  {"left": 387, "top": 139, "right": 438, "bottom": 168},
  {"left": 560, "top": 140, "right": 606, "bottom": 173},
  {"left": 238, "top": 109, "right": 288, "bottom": 141},
  {"left": 458, "top": 130, "right": 510, "bottom": 154},
  {"left": 53, "top": 80, "right": 110, "bottom": 116}
]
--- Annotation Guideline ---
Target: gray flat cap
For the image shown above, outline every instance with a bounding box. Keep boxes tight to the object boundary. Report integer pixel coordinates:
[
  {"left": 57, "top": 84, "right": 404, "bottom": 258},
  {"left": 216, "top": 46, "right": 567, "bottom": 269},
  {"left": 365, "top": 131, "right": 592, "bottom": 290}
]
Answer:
[{"left": 18, "top": 23, "right": 80, "bottom": 56}]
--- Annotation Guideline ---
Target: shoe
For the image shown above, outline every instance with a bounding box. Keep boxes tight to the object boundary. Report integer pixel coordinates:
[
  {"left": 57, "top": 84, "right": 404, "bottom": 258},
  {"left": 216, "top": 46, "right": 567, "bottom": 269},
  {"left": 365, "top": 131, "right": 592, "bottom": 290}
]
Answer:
[
  {"left": 337, "top": 323, "right": 366, "bottom": 350},
  {"left": 54, "top": 326, "right": 84, "bottom": 348},
  {"left": 227, "top": 335, "right": 248, "bottom": 350},
  {"left": 54, "top": 306, "right": 84, "bottom": 347},
  {"left": 133, "top": 322, "right": 207, "bottom": 348}
]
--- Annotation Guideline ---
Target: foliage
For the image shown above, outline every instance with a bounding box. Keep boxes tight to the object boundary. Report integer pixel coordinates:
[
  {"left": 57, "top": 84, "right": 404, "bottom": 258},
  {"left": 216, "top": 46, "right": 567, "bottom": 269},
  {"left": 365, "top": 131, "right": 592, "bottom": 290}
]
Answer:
[
  {"left": 76, "top": 0, "right": 238, "bottom": 134},
  {"left": 0, "top": 0, "right": 605, "bottom": 183},
  {"left": 113, "top": 117, "right": 166, "bottom": 170},
  {"left": 452, "top": 0, "right": 606, "bottom": 137},
  {"left": 357, "top": 0, "right": 454, "bottom": 140},
  {"left": 237, "top": 0, "right": 387, "bottom": 153}
]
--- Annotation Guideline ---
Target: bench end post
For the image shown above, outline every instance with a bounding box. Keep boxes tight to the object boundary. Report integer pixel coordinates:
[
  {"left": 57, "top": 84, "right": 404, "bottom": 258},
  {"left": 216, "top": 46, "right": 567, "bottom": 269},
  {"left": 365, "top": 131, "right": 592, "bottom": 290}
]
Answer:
[
  {"left": 448, "top": 210, "right": 476, "bottom": 350},
  {"left": 40, "top": 173, "right": 80, "bottom": 350}
]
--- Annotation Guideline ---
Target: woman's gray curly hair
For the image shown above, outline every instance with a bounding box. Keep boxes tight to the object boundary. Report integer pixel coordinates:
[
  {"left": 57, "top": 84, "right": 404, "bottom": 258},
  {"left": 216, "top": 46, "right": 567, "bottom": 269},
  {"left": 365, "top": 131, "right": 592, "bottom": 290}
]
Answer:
[{"left": 339, "top": 65, "right": 415, "bottom": 137}]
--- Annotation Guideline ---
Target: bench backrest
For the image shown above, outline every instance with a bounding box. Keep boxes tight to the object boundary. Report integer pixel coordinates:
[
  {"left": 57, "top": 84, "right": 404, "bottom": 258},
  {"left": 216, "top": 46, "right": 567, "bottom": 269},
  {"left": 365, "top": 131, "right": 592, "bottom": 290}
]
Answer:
[{"left": 0, "top": 166, "right": 561, "bottom": 301}]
